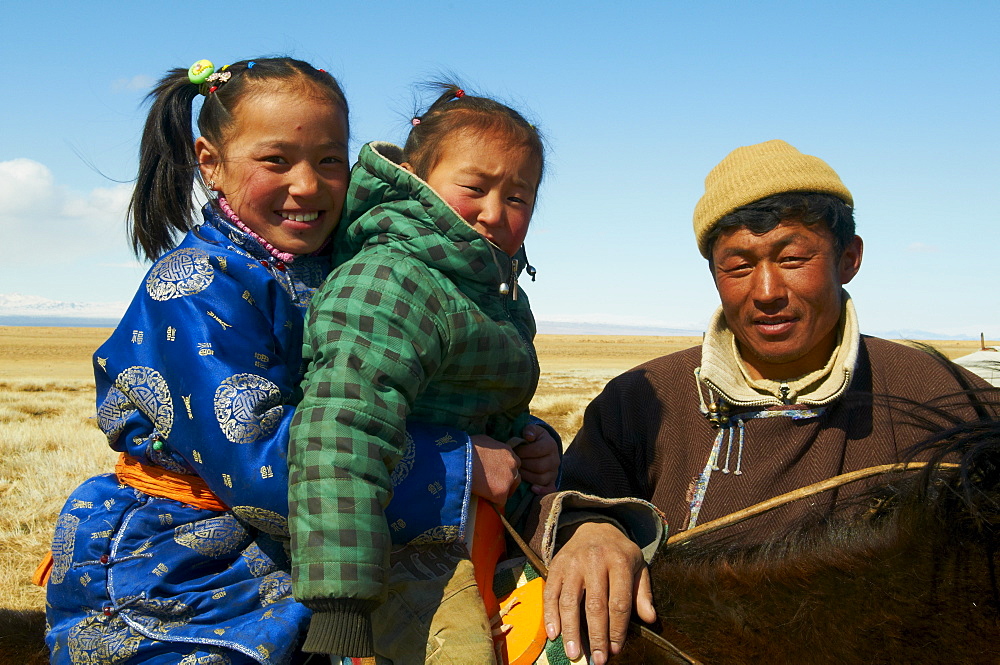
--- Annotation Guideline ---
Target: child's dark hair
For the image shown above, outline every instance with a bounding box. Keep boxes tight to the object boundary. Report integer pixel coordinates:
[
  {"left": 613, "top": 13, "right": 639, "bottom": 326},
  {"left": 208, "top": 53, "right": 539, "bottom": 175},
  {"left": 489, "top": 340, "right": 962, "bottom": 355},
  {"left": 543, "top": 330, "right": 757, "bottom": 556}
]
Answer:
[
  {"left": 403, "top": 83, "right": 544, "bottom": 185},
  {"left": 129, "top": 57, "right": 349, "bottom": 261}
]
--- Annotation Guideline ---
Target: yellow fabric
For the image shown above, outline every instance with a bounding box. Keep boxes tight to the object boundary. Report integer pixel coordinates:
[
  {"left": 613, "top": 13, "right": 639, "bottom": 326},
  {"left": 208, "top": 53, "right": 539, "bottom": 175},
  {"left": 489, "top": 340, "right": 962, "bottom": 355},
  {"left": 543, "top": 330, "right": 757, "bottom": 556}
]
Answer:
[
  {"left": 693, "top": 139, "right": 853, "bottom": 258},
  {"left": 698, "top": 294, "right": 860, "bottom": 406},
  {"left": 115, "top": 452, "right": 228, "bottom": 511},
  {"left": 370, "top": 543, "right": 496, "bottom": 664}
]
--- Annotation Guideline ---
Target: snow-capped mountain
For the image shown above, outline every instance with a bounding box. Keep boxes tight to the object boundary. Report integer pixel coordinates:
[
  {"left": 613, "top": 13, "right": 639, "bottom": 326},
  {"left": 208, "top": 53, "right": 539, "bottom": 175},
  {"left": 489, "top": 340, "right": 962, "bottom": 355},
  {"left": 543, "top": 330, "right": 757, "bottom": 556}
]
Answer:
[{"left": 0, "top": 293, "right": 127, "bottom": 326}]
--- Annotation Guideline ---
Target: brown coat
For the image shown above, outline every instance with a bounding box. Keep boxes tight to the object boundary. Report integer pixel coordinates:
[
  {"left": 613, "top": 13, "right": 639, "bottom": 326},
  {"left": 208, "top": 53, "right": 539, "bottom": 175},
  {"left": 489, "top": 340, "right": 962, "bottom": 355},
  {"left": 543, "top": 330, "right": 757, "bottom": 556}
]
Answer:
[{"left": 552, "top": 337, "right": 994, "bottom": 543}]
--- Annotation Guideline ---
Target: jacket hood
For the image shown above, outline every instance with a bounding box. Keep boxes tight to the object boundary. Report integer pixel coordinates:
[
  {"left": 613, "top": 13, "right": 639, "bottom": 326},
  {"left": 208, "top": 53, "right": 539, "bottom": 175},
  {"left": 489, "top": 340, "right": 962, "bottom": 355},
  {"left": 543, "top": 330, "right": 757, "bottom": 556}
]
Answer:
[{"left": 338, "top": 141, "right": 526, "bottom": 291}]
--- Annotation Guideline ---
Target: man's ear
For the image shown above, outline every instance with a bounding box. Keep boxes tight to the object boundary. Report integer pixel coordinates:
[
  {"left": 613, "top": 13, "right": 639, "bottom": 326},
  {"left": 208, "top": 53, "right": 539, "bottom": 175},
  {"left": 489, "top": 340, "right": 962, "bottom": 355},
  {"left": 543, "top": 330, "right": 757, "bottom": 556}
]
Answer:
[
  {"left": 195, "top": 137, "right": 221, "bottom": 190},
  {"left": 838, "top": 235, "right": 863, "bottom": 285},
  {"left": 399, "top": 161, "right": 416, "bottom": 174}
]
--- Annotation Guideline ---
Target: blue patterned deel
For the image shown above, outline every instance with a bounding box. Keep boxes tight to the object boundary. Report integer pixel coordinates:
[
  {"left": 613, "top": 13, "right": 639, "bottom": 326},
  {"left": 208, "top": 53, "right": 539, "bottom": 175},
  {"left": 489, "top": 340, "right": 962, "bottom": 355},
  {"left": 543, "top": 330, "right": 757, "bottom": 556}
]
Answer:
[
  {"left": 386, "top": 422, "right": 473, "bottom": 545},
  {"left": 45, "top": 203, "right": 474, "bottom": 664}
]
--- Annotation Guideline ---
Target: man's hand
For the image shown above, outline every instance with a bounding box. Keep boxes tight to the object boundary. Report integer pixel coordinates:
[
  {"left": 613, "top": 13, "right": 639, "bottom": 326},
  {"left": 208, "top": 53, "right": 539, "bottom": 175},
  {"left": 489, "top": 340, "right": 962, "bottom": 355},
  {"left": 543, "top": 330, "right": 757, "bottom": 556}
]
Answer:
[
  {"left": 543, "top": 521, "right": 656, "bottom": 665},
  {"left": 470, "top": 434, "right": 521, "bottom": 504},
  {"left": 512, "top": 424, "right": 560, "bottom": 495}
]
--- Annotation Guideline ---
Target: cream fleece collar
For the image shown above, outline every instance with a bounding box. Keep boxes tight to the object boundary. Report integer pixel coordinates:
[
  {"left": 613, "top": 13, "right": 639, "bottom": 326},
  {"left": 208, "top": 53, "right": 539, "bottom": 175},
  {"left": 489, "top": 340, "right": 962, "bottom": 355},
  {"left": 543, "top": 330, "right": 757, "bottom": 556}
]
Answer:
[{"left": 698, "top": 293, "right": 860, "bottom": 406}]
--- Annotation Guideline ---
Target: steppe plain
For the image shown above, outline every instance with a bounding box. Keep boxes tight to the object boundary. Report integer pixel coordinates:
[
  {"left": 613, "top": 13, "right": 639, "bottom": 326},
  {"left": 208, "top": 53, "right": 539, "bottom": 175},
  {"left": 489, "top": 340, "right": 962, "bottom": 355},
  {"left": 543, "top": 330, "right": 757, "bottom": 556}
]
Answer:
[{"left": 0, "top": 325, "right": 993, "bottom": 617}]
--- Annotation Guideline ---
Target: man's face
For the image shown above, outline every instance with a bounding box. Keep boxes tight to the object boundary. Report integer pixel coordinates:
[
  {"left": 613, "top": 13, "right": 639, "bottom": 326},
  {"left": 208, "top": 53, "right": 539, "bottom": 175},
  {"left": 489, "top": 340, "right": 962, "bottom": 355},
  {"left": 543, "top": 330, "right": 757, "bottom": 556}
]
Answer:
[{"left": 711, "top": 219, "right": 863, "bottom": 381}]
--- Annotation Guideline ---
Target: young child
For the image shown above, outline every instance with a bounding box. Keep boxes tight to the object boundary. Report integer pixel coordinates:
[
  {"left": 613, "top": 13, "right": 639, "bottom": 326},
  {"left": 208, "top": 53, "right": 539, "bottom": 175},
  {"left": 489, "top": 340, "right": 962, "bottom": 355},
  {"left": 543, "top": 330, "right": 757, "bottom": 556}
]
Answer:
[
  {"left": 40, "top": 59, "right": 508, "bottom": 665},
  {"left": 289, "top": 85, "right": 557, "bottom": 663}
]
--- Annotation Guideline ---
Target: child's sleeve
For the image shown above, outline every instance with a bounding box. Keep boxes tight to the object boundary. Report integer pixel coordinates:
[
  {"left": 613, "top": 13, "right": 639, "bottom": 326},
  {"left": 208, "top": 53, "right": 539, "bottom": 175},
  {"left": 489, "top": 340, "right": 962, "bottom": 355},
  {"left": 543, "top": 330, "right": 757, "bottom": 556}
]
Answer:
[{"left": 288, "top": 254, "right": 451, "bottom": 656}]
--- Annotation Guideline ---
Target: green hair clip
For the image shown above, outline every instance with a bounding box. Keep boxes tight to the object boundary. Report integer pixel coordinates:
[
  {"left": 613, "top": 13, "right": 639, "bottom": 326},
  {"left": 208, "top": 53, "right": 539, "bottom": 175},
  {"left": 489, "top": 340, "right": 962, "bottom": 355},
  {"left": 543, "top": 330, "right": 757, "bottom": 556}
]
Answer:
[{"left": 187, "top": 59, "right": 215, "bottom": 85}]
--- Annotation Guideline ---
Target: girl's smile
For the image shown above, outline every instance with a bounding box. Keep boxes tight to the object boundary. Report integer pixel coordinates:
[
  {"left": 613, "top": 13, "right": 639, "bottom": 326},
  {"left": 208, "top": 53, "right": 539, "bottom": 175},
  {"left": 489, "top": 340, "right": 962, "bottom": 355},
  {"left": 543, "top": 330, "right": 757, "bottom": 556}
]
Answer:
[{"left": 196, "top": 83, "right": 350, "bottom": 255}]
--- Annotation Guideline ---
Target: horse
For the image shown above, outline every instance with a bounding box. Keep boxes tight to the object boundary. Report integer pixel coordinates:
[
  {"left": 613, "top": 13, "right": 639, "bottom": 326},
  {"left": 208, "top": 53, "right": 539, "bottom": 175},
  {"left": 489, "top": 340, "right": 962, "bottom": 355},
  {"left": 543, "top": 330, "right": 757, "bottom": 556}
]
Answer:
[{"left": 615, "top": 408, "right": 1000, "bottom": 664}]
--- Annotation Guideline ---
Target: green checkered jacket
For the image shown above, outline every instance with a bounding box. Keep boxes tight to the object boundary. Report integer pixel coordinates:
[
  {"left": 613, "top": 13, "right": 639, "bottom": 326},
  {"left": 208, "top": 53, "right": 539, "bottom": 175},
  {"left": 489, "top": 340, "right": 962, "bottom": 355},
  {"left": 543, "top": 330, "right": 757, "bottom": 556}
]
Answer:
[{"left": 288, "top": 142, "right": 539, "bottom": 656}]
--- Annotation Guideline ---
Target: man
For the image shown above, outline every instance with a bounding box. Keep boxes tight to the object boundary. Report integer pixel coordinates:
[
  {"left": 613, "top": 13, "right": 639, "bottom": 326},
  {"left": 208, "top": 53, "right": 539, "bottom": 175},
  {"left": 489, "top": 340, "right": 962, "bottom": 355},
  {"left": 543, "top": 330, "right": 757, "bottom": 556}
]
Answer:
[{"left": 535, "top": 140, "right": 992, "bottom": 665}]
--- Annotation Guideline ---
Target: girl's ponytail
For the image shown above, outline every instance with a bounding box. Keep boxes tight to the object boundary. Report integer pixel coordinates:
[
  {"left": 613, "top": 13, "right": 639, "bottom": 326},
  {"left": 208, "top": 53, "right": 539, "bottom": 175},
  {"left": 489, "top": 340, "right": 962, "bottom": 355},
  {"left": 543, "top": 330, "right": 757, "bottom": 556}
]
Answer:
[{"left": 127, "top": 68, "right": 203, "bottom": 261}]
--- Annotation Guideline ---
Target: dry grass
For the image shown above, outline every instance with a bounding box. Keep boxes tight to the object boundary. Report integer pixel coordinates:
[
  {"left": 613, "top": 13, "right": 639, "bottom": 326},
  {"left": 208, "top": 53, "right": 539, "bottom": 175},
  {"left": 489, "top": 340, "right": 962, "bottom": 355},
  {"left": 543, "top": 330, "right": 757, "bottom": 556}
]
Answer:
[
  {"left": 529, "top": 335, "right": 703, "bottom": 441},
  {"left": 0, "top": 325, "right": 993, "bottom": 618},
  {"left": 0, "top": 328, "right": 122, "bottom": 612},
  {"left": 0, "top": 379, "right": 114, "bottom": 609},
  {"left": 0, "top": 378, "right": 117, "bottom": 610}
]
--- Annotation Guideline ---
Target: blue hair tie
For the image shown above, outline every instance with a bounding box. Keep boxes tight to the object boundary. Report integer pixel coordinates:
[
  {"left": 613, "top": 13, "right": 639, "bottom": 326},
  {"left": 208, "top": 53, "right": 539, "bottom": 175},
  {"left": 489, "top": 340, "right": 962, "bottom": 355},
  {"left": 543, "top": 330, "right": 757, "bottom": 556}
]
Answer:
[{"left": 247, "top": 61, "right": 256, "bottom": 69}]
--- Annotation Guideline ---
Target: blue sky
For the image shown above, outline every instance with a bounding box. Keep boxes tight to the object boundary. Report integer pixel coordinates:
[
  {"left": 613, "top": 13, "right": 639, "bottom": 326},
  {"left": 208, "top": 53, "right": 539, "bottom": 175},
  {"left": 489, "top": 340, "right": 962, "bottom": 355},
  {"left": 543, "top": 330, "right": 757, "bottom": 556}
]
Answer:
[{"left": 3, "top": 0, "right": 998, "bottom": 337}]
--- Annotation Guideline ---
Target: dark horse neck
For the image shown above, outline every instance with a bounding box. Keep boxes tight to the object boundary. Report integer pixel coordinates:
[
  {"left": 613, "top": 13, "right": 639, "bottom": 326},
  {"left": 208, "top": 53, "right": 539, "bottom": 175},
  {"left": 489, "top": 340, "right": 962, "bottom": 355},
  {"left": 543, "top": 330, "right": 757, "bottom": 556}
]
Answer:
[{"left": 614, "top": 415, "right": 1000, "bottom": 664}]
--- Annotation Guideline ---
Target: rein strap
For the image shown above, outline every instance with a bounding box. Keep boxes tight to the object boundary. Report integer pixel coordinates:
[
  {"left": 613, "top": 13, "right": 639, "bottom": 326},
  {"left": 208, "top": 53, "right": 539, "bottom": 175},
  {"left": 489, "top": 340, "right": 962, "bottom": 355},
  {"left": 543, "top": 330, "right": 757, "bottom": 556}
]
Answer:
[{"left": 668, "top": 461, "right": 959, "bottom": 546}]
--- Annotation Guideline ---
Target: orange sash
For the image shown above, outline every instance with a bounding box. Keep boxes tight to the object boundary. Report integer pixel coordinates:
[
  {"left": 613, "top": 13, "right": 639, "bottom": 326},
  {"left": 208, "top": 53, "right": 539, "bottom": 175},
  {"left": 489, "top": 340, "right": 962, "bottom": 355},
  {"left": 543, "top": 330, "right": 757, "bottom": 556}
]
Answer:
[
  {"left": 114, "top": 453, "right": 228, "bottom": 511},
  {"left": 33, "top": 453, "right": 227, "bottom": 587},
  {"left": 32, "top": 553, "right": 53, "bottom": 587}
]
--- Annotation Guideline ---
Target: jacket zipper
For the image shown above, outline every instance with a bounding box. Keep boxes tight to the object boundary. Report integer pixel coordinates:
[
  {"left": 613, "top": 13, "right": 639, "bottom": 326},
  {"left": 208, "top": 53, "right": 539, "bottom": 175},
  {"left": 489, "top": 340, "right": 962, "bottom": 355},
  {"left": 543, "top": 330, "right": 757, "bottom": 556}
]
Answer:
[
  {"left": 498, "top": 253, "right": 539, "bottom": 402},
  {"left": 700, "top": 367, "right": 853, "bottom": 409}
]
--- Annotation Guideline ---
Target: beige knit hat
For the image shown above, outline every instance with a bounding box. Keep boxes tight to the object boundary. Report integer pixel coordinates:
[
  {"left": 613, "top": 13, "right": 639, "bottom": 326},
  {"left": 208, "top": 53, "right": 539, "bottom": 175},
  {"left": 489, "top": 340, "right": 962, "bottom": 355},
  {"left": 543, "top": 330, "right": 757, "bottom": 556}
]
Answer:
[{"left": 693, "top": 140, "right": 853, "bottom": 258}]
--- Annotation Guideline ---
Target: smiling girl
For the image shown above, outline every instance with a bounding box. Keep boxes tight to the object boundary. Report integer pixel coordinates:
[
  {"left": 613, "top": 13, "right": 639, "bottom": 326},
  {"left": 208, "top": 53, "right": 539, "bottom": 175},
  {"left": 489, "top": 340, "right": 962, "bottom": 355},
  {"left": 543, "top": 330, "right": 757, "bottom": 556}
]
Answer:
[
  {"left": 38, "top": 60, "right": 520, "bottom": 665},
  {"left": 38, "top": 57, "right": 349, "bottom": 665}
]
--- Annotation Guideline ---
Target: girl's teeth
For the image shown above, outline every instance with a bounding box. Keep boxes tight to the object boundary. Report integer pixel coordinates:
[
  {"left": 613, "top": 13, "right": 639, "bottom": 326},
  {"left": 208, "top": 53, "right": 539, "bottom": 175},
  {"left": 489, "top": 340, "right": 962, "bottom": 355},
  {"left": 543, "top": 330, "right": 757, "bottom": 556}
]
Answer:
[{"left": 285, "top": 212, "right": 319, "bottom": 222}]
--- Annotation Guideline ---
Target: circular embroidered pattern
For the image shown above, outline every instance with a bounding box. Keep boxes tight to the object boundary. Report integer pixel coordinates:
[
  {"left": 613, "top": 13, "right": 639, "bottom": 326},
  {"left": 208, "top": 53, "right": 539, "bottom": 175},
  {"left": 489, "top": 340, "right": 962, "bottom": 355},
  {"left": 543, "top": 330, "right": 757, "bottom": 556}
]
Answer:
[
  {"left": 67, "top": 614, "right": 144, "bottom": 663},
  {"left": 240, "top": 541, "right": 278, "bottom": 578},
  {"left": 214, "top": 374, "right": 283, "bottom": 444},
  {"left": 179, "top": 648, "right": 233, "bottom": 664},
  {"left": 108, "top": 366, "right": 173, "bottom": 439},
  {"left": 173, "top": 515, "right": 250, "bottom": 558},
  {"left": 121, "top": 595, "right": 195, "bottom": 635},
  {"left": 390, "top": 431, "right": 416, "bottom": 486},
  {"left": 97, "top": 384, "right": 135, "bottom": 444},
  {"left": 231, "top": 505, "right": 289, "bottom": 538},
  {"left": 258, "top": 571, "right": 293, "bottom": 607},
  {"left": 408, "top": 525, "right": 460, "bottom": 546},
  {"left": 49, "top": 513, "right": 79, "bottom": 585},
  {"left": 146, "top": 248, "right": 215, "bottom": 301}
]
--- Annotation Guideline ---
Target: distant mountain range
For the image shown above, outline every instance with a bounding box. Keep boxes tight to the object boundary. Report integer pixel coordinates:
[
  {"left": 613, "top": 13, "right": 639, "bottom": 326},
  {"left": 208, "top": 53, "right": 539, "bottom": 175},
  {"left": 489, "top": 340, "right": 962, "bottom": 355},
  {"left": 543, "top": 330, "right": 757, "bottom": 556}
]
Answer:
[
  {"left": 0, "top": 293, "right": 980, "bottom": 340},
  {"left": 870, "top": 329, "right": 978, "bottom": 341},
  {"left": 0, "top": 294, "right": 127, "bottom": 327},
  {"left": 536, "top": 320, "right": 704, "bottom": 336}
]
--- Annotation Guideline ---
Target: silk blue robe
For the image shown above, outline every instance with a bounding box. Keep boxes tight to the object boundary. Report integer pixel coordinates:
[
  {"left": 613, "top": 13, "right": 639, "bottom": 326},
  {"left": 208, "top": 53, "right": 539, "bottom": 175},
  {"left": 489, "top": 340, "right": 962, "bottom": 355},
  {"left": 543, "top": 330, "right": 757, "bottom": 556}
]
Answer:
[{"left": 45, "top": 204, "right": 472, "bottom": 664}]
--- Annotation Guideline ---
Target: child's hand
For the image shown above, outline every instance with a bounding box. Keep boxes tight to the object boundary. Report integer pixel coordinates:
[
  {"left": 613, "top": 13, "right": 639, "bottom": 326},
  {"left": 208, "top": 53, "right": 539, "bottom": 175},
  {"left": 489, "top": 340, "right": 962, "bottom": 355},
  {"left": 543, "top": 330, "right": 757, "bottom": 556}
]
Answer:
[
  {"left": 512, "top": 424, "right": 560, "bottom": 496},
  {"left": 470, "top": 434, "right": 521, "bottom": 504}
]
